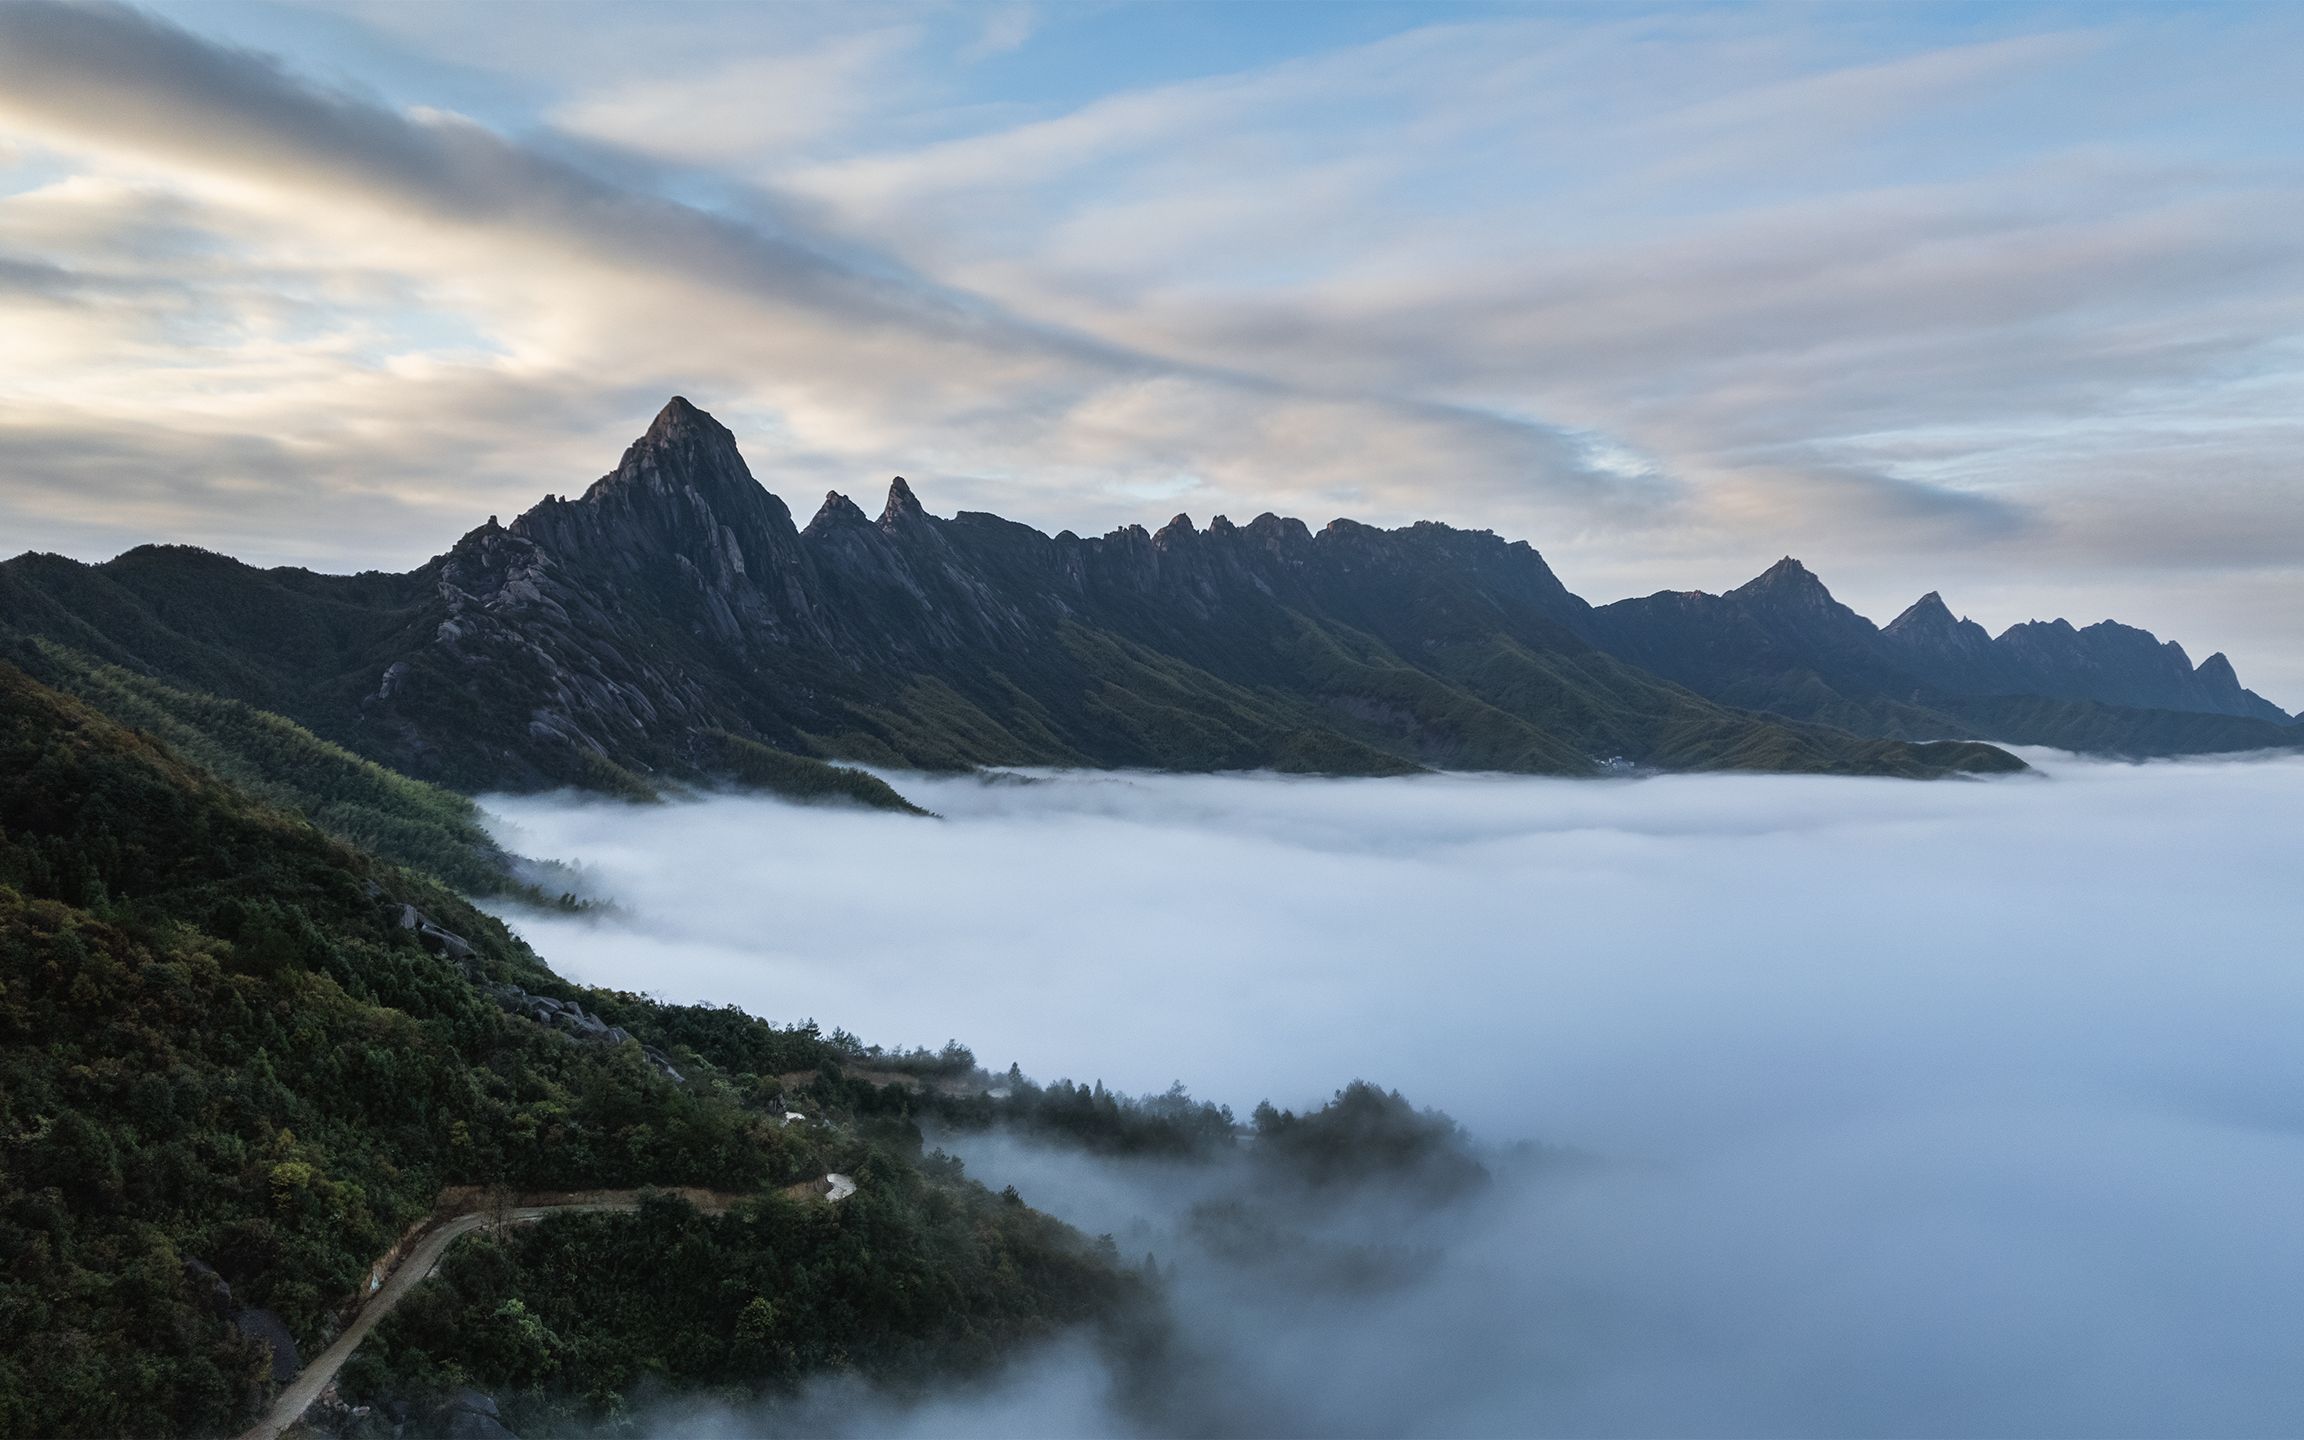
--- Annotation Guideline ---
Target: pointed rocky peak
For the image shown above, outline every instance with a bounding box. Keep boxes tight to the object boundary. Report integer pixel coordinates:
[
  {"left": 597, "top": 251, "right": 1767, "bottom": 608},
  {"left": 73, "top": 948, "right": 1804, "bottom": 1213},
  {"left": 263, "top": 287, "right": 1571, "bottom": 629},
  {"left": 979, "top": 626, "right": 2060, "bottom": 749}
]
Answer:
[
  {"left": 1884, "top": 591, "right": 1957, "bottom": 636},
  {"left": 804, "top": 490, "right": 870, "bottom": 537},
  {"left": 879, "top": 476, "right": 927, "bottom": 527},
  {"left": 2192, "top": 653, "right": 2295, "bottom": 722},
  {"left": 1880, "top": 591, "right": 2002, "bottom": 677},
  {"left": 645, "top": 394, "right": 713, "bottom": 443},
  {"left": 1994, "top": 617, "right": 2072, "bottom": 645},
  {"left": 1726, "top": 555, "right": 1881, "bottom": 644},
  {"left": 1245, "top": 513, "right": 1313, "bottom": 549},
  {"left": 449, "top": 515, "right": 519, "bottom": 551},
  {"left": 1732, "top": 556, "right": 1828, "bottom": 599},
  {"left": 1207, "top": 514, "right": 1237, "bottom": 536},
  {"left": 1154, "top": 513, "right": 1198, "bottom": 545},
  {"left": 566, "top": 395, "right": 762, "bottom": 517},
  {"left": 504, "top": 397, "right": 816, "bottom": 639}
]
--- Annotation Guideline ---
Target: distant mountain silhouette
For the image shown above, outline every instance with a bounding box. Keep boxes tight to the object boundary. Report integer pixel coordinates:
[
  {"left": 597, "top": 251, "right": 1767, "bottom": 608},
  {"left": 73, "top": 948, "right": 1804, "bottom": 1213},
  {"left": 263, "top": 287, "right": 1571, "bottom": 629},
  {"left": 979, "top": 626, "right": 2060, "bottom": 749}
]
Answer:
[
  {"left": 5, "top": 398, "right": 2289, "bottom": 793},
  {"left": 1589, "top": 554, "right": 2295, "bottom": 757}
]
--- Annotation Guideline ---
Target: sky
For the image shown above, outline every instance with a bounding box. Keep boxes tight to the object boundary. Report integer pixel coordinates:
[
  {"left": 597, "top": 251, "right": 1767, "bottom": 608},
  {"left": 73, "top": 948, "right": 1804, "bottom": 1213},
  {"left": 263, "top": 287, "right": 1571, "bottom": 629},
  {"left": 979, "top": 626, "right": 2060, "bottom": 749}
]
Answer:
[
  {"left": 0, "top": 1, "right": 2298, "bottom": 701},
  {"left": 478, "top": 755, "right": 2304, "bottom": 1435}
]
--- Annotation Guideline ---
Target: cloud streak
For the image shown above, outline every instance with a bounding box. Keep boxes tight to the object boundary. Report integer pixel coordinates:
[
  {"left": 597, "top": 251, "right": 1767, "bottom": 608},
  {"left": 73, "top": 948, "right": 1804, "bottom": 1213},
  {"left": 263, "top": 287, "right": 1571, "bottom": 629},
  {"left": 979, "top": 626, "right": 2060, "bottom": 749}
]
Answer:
[{"left": 0, "top": 2, "right": 1655, "bottom": 570}]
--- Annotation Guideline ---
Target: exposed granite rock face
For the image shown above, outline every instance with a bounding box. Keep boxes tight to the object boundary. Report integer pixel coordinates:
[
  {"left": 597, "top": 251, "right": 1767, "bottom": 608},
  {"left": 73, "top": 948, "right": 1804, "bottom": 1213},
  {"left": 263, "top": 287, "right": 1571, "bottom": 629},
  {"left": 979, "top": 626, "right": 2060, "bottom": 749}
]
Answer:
[
  {"left": 378, "top": 498, "right": 733, "bottom": 788},
  {"left": 307, "top": 1387, "right": 516, "bottom": 1440},
  {"left": 388, "top": 900, "right": 685, "bottom": 1082},
  {"left": 479, "top": 981, "right": 686, "bottom": 1083},
  {"left": 434, "top": 1389, "right": 517, "bottom": 1440},
  {"left": 398, "top": 903, "right": 476, "bottom": 961},
  {"left": 509, "top": 397, "right": 828, "bottom": 650}
]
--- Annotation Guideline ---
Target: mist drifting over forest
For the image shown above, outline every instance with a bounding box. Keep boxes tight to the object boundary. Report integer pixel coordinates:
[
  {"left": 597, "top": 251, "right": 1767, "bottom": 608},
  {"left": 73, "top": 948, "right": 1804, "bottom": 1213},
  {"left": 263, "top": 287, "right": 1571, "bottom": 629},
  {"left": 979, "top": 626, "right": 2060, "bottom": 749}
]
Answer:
[{"left": 483, "top": 756, "right": 2304, "bottom": 1436}]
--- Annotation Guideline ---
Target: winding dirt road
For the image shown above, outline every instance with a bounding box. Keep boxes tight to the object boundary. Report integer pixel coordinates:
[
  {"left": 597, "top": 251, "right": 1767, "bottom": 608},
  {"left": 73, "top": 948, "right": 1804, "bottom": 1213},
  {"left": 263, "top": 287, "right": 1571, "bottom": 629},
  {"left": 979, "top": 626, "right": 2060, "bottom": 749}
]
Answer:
[{"left": 236, "top": 1190, "right": 741, "bottom": 1440}]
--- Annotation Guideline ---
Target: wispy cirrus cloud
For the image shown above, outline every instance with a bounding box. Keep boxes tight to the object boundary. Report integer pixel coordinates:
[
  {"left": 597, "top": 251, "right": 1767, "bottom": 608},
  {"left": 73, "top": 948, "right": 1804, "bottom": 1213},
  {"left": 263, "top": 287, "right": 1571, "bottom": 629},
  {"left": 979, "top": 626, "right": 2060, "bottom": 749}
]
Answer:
[{"left": 0, "top": 1, "right": 1650, "bottom": 565}]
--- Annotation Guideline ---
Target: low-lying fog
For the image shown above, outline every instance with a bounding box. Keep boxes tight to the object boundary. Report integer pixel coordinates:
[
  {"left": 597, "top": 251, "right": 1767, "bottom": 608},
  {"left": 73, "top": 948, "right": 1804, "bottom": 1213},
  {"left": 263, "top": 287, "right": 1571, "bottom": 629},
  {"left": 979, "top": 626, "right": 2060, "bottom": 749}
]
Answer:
[{"left": 483, "top": 754, "right": 2304, "bottom": 1436}]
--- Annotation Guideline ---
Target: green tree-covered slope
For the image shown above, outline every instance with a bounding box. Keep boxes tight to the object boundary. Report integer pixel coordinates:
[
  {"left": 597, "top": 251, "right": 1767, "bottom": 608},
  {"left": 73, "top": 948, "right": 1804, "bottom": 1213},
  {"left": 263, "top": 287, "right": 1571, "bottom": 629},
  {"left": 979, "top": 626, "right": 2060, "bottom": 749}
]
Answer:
[{"left": 0, "top": 661, "right": 1131, "bottom": 1439}]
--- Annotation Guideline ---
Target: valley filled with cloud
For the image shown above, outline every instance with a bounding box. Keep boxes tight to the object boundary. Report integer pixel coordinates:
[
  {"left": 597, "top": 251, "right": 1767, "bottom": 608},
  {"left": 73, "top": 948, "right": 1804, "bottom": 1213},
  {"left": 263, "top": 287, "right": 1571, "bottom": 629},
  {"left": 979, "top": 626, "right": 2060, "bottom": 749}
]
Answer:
[{"left": 485, "top": 754, "right": 2304, "bottom": 1435}]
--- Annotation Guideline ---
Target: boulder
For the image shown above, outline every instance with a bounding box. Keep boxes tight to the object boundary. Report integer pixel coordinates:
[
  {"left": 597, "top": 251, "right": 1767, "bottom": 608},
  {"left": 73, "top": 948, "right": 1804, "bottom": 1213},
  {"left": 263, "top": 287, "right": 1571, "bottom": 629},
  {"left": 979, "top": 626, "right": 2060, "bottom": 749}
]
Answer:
[{"left": 230, "top": 1307, "right": 300, "bottom": 1383}]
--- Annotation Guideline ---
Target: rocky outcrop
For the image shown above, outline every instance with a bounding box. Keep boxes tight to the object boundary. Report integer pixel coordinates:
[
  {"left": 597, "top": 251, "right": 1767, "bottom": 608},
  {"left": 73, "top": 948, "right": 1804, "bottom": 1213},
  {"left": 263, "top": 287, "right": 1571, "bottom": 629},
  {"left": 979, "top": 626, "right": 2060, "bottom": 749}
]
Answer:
[
  {"left": 434, "top": 1388, "right": 517, "bottom": 1440},
  {"left": 312, "top": 1388, "right": 516, "bottom": 1440},
  {"left": 1727, "top": 558, "right": 1886, "bottom": 657},
  {"left": 230, "top": 1307, "right": 301, "bottom": 1384},
  {"left": 509, "top": 397, "right": 828, "bottom": 650},
  {"left": 397, "top": 903, "right": 476, "bottom": 962},
  {"left": 181, "top": 1257, "right": 233, "bottom": 1319},
  {"left": 387, "top": 898, "right": 685, "bottom": 1083},
  {"left": 1878, "top": 592, "right": 2019, "bottom": 693},
  {"left": 477, "top": 980, "right": 685, "bottom": 1084}
]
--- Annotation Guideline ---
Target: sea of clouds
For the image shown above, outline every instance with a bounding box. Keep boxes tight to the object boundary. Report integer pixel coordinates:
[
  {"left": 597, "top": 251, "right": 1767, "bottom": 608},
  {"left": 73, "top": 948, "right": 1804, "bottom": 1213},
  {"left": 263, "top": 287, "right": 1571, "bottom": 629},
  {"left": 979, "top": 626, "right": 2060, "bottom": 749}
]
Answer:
[{"left": 483, "top": 753, "right": 2304, "bottom": 1436}]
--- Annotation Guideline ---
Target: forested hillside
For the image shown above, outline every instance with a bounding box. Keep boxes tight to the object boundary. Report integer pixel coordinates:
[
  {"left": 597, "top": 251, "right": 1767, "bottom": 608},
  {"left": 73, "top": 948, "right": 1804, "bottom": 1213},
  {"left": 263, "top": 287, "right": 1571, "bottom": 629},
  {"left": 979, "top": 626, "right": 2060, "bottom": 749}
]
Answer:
[
  {"left": 4, "top": 634, "right": 518, "bottom": 893},
  {"left": 0, "top": 661, "right": 1134, "bottom": 1438}
]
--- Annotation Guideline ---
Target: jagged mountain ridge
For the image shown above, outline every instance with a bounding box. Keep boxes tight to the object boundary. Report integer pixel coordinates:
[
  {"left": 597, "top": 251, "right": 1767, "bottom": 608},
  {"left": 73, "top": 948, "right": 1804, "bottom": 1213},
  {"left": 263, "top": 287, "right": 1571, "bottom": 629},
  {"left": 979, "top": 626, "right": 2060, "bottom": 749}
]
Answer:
[
  {"left": 1589, "top": 557, "right": 2297, "bottom": 753},
  {"left": 1875, "top": 585, "right": 2285, "bottom": 720},
  {"left": 0, "top": 397, "right": 2023, "bottom": 787}
]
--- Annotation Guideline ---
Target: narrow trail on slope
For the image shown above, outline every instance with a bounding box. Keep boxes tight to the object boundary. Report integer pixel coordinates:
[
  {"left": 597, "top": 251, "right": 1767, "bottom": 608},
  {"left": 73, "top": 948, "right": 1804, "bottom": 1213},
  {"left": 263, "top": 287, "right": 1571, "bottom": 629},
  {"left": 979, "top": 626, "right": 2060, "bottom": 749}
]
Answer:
[{"left": 237, "top": 1188, "right": 746, "bottom": 1440}]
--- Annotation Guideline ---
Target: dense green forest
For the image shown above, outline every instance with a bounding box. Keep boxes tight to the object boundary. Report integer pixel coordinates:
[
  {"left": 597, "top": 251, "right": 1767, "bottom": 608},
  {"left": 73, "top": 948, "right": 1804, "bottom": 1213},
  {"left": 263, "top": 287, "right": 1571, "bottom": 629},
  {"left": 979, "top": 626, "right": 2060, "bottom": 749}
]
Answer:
[
  {"left": 924, "top": 1072, "right": 1245, "bottom": 1159},
  {"left": 922, "top": 1072, "right": 1487, "bottom": 1191},
  {"left": 0, "top": 645, "right": 1505, "bottom": 1440},
  {"left": 0, "top": 660, "right": 1135, "bottom": 1439},
  {"left": 4, "top": 634, "right": 519, "bottom": 893},
  {"left": 342, "top": 1178, "right": 1142, "bottom": 1436},
  {"left": 341, "top": 1078, "right": 1489, "bottom": 1437},
  {"left": 697, "top": 731, "right": 930, "bottom": 815}
]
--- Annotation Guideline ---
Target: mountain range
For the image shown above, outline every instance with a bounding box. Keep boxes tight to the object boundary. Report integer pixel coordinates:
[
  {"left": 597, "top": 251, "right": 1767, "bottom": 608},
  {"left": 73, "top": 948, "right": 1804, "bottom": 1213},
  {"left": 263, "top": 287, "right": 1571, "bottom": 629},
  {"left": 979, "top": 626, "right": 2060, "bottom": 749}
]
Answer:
[
  {"left": 1587, "top": 557, "right": 2298, "bottom": 757},
  {"left": 3, "top": 397, "right": 2293, "bottom": 798}
]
